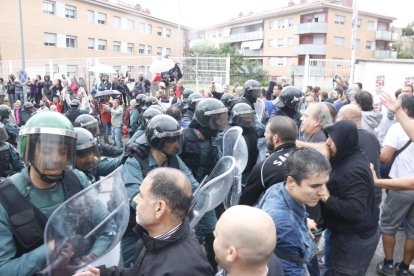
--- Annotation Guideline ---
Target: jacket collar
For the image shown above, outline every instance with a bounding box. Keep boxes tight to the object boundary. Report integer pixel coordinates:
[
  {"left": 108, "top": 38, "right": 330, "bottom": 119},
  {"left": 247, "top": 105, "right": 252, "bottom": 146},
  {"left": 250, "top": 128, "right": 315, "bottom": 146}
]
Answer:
[
  {"left": 271, "top": 142, "right": 296, "bottom": 154},
  {"left": 280, "top": 182, "right": 307, "bottom": 219}
]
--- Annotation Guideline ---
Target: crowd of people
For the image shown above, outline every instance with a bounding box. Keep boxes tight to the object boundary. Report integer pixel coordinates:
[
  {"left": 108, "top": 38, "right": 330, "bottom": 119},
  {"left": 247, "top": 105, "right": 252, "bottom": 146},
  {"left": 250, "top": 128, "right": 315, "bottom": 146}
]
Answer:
[{"left": 0, "top": 69, "right": 414, "bottom": 276}]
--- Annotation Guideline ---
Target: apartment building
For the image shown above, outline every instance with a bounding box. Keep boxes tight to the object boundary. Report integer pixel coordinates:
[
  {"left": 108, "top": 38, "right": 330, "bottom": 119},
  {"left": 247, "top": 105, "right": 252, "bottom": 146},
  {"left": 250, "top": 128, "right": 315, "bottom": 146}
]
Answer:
[
  {"left": 0, "top": 0, "right": 190, "bottom": 77},
  {"left": 192, "top": 0, "right": 398, "bottom": 80}
]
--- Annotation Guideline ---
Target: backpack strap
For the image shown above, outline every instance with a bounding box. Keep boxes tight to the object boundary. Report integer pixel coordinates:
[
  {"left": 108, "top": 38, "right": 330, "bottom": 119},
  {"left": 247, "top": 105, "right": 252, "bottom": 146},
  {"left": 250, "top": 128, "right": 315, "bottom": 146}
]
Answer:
[{"left": 62, "top": 170, "right": 84, "bottom": 199}]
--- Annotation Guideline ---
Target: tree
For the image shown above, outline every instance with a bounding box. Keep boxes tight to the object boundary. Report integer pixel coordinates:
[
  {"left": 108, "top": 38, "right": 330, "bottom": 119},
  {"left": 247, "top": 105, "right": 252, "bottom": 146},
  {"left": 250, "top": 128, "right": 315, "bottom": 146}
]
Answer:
[{"left": 402, "top": 22, "right": 414, "bottom": 36}]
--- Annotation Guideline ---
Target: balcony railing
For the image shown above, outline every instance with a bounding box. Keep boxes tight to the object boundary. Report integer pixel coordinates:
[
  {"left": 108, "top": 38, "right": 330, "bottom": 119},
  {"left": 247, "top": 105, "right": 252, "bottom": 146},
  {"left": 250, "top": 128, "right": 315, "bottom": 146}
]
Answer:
[
  {"left": 294, "top": 22, "right": 328, "bottom": 35},
  {"left": 293, "top": 44, "right": 327, "bottom": 55},
  {"left": 237, "top": 49, "right": 263, "bottom": 56},
  {"left": 222, "top": 31, "right": 264, "bottom": 43},
  {"left": 374, "top": 50, "right": 397, "bottom": 59},
  {"left": 376, "top": 31, "right": 399, "bottom": 42}
]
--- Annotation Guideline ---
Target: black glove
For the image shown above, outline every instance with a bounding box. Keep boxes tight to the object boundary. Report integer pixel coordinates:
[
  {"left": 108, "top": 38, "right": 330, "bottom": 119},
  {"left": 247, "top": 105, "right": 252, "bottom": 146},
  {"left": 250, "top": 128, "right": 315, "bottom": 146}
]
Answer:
[{"left": 125, "top": 142, "right": 149, "bottom": 160}]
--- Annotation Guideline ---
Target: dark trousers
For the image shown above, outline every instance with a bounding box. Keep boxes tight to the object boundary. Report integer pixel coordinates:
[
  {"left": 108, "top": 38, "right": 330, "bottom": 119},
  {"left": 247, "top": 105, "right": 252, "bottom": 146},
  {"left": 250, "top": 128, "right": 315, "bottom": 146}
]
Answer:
[{"left": 323, "top": 227, "right": 380, "bottom": 276}]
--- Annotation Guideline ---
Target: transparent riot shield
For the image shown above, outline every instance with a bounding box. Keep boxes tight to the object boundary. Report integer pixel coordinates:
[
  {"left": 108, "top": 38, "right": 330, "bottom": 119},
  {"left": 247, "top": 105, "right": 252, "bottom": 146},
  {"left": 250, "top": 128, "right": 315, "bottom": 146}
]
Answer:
[
  {"left": 254, "top": 98, "right": 265, "bottom": 123},
  {"left": 189, "top": 156, "right": 236, "bottom": 229},
  {"left": 40, "top": 166, "right": 129, "bottom": 276},
  {"left": 222, "top": 126, "right": 248, "bottom": 208}
]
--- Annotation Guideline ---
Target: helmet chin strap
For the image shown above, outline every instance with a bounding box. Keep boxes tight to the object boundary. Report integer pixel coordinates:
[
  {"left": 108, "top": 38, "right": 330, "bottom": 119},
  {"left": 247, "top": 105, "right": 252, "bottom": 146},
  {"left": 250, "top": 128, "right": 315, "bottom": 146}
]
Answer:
[{"left": 32, "top": 165, "right": 63, "bottom": 184}]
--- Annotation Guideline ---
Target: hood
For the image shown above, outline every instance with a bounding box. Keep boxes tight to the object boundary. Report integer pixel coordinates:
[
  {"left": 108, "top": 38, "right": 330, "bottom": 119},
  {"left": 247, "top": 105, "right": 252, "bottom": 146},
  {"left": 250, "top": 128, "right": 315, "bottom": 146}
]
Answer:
[
  {"left": 361, "top": 111, "right": 382, "bottom": 130},
  {"left": 324, "top": 120, "right": 360, "bottom": 165}
]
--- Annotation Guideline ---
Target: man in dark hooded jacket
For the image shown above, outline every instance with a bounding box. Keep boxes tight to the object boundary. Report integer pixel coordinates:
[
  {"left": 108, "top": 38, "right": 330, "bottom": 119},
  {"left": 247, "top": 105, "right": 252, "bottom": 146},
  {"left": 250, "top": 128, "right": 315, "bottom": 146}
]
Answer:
[{"left": 320, "top": 120, "right": 380, "bottom": 275}]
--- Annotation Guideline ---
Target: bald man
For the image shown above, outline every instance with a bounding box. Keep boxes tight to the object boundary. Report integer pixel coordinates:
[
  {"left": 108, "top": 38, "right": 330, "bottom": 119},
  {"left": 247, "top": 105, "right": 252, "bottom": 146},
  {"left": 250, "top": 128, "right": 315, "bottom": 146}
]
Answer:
[
  {"left": 337, "top": 104, "right": 381, "bottom": 207},
  {"left": 75, "top": 167, "right": 214, "bottom": 276},
  {"left": 214, "top": 205, "right": 284, "bottom": 276}
]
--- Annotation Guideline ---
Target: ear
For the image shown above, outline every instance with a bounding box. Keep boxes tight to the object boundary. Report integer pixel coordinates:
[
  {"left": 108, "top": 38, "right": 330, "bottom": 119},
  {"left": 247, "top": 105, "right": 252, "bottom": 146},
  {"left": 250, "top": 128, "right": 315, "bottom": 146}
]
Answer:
[
  {"left": 286, "top": 175, "right": 296, "bottom": 190},
  {"left": 273, "top": 133, "right": 280, "bottom": 145},
  {"left": 226, "top": 246, "right": 238, "bottom": 263},
  {"left": 154, "top": 200, "right": 167, "bottom": 220}
]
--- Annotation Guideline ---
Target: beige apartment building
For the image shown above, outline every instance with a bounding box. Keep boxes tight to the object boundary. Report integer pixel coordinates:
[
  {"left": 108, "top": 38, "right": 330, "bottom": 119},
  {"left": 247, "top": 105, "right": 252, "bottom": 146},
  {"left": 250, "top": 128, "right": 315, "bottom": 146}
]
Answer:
[
  {"left": 0, "top": 0, "right": 190, "bottom": 78},
  {"left": 192, "top": 0, "right": 398, "bottom": 80}
]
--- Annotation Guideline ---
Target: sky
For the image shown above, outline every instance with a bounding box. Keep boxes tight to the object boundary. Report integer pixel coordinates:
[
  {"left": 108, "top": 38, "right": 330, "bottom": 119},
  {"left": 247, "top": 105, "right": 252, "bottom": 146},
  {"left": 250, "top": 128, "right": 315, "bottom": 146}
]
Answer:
[{"left": 124, "top": 0, "right": 412, "bottom": 29}]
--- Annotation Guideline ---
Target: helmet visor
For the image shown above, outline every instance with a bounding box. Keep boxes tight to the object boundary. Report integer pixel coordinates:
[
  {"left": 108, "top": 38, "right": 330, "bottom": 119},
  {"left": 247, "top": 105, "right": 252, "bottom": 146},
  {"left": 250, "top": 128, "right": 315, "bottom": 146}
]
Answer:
[
  {"left": 24, "top": 134, "right": 76, "bottom": 171},
  {"left": 76, "top": 140, "right": 100, "bottom": 171},
  {"left": 161, "top": 133, "right": 183, "bottom": 156},
  {"left": 206, "top": 108, "right": 228, "bottom": 131},
  {"left": 232, "top": 111, "right": 255, "bottom": 128},
  {"left": 82, "top": 121, "right": 100, "bottom": 137}
]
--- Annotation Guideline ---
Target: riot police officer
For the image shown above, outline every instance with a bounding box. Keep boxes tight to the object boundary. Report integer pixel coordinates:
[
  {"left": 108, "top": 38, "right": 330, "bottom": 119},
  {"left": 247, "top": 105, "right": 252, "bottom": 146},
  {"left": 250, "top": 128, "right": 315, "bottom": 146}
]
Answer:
[
  {"left": 65, "top": 99, "right": 88, "bottom": 125},
  {"left": 0, "top": 123, "right": 24, "bottom": 177},
  {"left": 0, "top": 112, "right": 90, "bottom": 275},
  {"left": 127, "top": 107, "right": 162, "bottom": 144},
  {"left": 121, "top": 114, "right": 200, "bottom": 266},
  {"left": 74, "top": 114, "right": 123, "bottom": 158},
  {"left": 181, "top": 92, "right": 203, "bottom": 127},
  {"left": 20, "top": 102, "right": 35, "bottom": 126},
  {"left": 240, "top": 79, "right": 262, "bottom": 108},
  {"left": 0, "top": 104, "right": 20, "bottom": 147},
  {"left": 271, "top": 86, "right": 303, "bottom": 128},
  {"left": 174, "top": 88, "right": 194, "bottom": 114}
]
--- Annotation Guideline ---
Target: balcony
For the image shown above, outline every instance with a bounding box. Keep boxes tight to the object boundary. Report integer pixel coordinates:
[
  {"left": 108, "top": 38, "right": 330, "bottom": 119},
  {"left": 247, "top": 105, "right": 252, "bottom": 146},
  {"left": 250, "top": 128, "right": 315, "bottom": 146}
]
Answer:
[
  {"left": 237, "top": 49, "right": 263, "bottom": 56},
  {"left": 293, "top": 44, "right": 326, "bottom": 55},
  {"left": 222, "top": 31, "right": 264, "bottom": 43},
  {"left": 294, "top": 22, "right": 327, "bottom": 35},
  {"left": 376, "top": 31, "right": 399, "bottom": 42},
  {"left": 374, "top": 50, "right": 397, "bottom": 59}
]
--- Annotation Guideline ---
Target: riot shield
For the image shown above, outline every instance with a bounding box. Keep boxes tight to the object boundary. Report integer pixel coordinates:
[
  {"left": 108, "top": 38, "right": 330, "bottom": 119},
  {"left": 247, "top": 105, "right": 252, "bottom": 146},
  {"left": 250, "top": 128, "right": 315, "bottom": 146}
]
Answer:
[
  {"left": 40, "top": 166, "right": 129, "bottom": 276},
  {"left": 254, "top": 98, "right": 265, "bottom": 123},
  {"left": 222, "top": 126, "right": 248, "bottom": 208},
  {"left": 189, "top": 156, "right": 236, "bottom": 228}
]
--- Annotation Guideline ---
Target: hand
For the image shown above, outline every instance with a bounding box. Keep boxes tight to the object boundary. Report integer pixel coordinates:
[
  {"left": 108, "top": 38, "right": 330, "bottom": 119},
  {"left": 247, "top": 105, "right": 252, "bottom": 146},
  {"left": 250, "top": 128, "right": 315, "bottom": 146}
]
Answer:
[
  {"left": 320, "top": 184, "right": 330, "bottom": 203},
  {"left": 72, "top": 265, "right": 100, "bottom": 276},
  {"left": 370, "top": 163, "right": 379, "bottom": 186},
  {"left": 306, "top": 218, "right": 317, "bottom": 240},
  {"left": 380, "top": 92, "right": 401, "bottom": 113}
]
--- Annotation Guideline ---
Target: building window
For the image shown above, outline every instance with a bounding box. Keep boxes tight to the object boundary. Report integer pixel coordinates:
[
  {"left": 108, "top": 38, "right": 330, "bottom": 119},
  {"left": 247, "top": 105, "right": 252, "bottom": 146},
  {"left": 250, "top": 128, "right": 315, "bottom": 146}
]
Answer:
[
  {"left": 157, "top": 47, "right": 162, "bottom": 56},
  {"left": 140, "top": 23, "right": 151, "bottom": 34},
  {"left": 113, "top": 16, "right": 121, "bottom": 27},
  {"left": 42, "top": 1, "right": 55, "bottom": 15},
  {"left": 97, "top": 12, "right": 107, "bottom": 25},
  {"left": 127, "top": 43, "right": 134, "bottom": 54},
  {"left": 166, "top": 48, "right": 171, "bottom": 56},
  {"left": 355, "top": 39, "right": 360, "bottom": 48},
  {"left": 277, "top": 38, "right": 285, "bottom": 47},
  {"left": 269, "top": 20, "right": 277, "bottom": 30},
  {"left": 268, "top": 39, "right": 275, "bottom": 48},
  {"left": 287, "top": 37, "right": 293, "bottom": 46},
  {"left": 127, "top": 66, "right": 134, "bottom": 73},
  {"left": 113, "top": 41, "right": 120, "bottom": 52},
  {"left": 147, "top": 24, "right": 152, "bottom": 34},
  {"left": 45, "top": 64, "right": 59, "bottom": 75},
  {"left": 368, "top": 21, "right": 375, "bottom": 30},
  {"left": 97, "top": 39, "right": 107, "bottom": 51},
  {"left": 146, "top": 45, "right": 152, "bottom": 55},
  {"left": 333, "top": 36, "right": 345, "bottom": 46},
  {"left": 88, "top": 38, "right": 95, "bottom": 50},
  {"left": 67, "top": 65, "right": 78, "bottom": 77},
  {"left": 87, "top": 10, "right": 94, "bottom": 23},
  {"left": 113, "top": 66, "right": 121, "bottom": 72},
  {"left": 66, "top": 35, "right": 76, "bottom": 48},
  {"left": 65, "top": 5, "right": 76, "bottom": 19},
  {"left": 139, "top": 23, "right": 146, "bottom": 33},
  {"left": 139, "top": 44, "right": 145, "bottom": 54},
  {"left": 268, "top": 57, "right": 286, "bottom": 66},
  {"left": 357, "top": 18, "right": 361, "bottom": 28},
  {"left": 334, "top": 15, "right": 345, "bottom": 25},
  {"left": 366, "top": 40, "right": 373, "bottom": 49},
  {"left": 157, "top": 27, "right": 163, "bottom": 36},
  {"left": 288, "top": 18, "right": 294, "bottom": 27},
  {"left": 278, "top": 20, "right": 286, "bottom": 29},
  {"left": 44, "top": 32, "right": 57, "bottom": 47},
  {"left": 166, "top": 29, "right": 171, "bottom": 38},
  {"left": 127, "top": 19, "right": 134, "bottom": 30}
]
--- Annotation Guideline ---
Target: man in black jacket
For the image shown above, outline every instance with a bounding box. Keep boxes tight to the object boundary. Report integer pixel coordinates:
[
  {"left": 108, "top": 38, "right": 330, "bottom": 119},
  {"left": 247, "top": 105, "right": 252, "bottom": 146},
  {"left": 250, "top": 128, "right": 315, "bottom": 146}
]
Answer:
[
  {"left": 320, "top": 120, "right": 380, "bottom": 275},
  {"left": 75, "top": 167, "right": 214, "bottom": 276},
  {"left": 239, "top": 116, "right": 297, "bottom": 206}
]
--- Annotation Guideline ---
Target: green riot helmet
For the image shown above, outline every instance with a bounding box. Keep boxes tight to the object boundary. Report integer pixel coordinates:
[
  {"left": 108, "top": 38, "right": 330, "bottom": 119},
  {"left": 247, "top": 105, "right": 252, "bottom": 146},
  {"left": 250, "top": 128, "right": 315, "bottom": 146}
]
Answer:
[
  {"left": 184, "top": 93, "right": 203, "bottom": 110},
  {"left": 74, "top": 127, "right": 100, "bottom": 172},
  {"left": 182, "top": 88, "right": 194, "bottom": 102},
  {"left": 0, "top": 104, "right": 11, "bottom": 119},
  {"left": 220, "top": 93, "right": 236, "bottom": 111},
  {"left": 230, "top": 103, "right": 255, "bottom": 128},
  {"left": 0, "top": 123, "right": 9, "bottom": 143},
  {"left": 147, "top": 104, "right": 165, "bottom": 113},
  {"left": 74, "top": 114, "right": 100, "bottom": 137},
  {"left": 194, "top": 98, "right": 228, "bottom": 131},
  {"left": 23, "top": 102, "right": 34, "bottom": 112},
  {"left": 145, "top": 114, "right": 182, "bottom": 157},
  {"left": 143, "top": 96, "right": 158, "bottom": 110},
  {"left": 136, "top": 94, "right": 147, "bottom": 106},
  {"left": 243, "top": 79, "right": 262, "bottom": 103},
  {"left": 19, "top": 111, "right": 76, "bottom": 183},
  {"left": 275, "top": 86, "right": 303, "bottom": 109},
  {"left": 141, "top": 108, "right": 162, "bottom": 129}
]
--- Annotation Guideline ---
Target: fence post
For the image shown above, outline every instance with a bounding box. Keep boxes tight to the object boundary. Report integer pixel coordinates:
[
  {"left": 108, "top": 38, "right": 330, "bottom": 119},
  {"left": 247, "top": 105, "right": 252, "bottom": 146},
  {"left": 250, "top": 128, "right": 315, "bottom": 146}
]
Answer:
[
  {"left": 225, "top": 54, "right": 230, "bottom": 86},
  {"left": 303, "top": 54, "right": 310, "bottom": 92},
  {"left": 195, "top": 53, "right": 199, "bottom": 92}
]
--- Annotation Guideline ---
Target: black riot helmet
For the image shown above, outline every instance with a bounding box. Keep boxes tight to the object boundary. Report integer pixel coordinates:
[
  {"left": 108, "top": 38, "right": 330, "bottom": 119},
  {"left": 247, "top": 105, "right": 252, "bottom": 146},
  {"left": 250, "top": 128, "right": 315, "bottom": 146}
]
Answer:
[
  {"left": 194, "top": 98, "right": 228, "bottom": 131},
  {"left": 143, "top": 96, "right": 158, "bottom": 110},
  {"left": 136, "top": 94, "right": 147, "bottom": 106},
  {"left": 140, "top": 108, "right": 162, "bottom": 130},
  {"left": 145, "top": 114, "right": 182, "bottom": 157},
  {"left": 243, "top": 80, "right": 262, "bottom": 103},
  {"left": 230, "top": 103, "right": 255, "bottom": 128},
  {"left": 184, "top": 93, "right": 203, "bottom": 110},
  {"left": 220, "top": 93, "right": 236, "bottom": 111},
  {"left": 23, "top": 102, "right": 34, "bottom": 112},
  {"left": 182, "top": 88, "right": 194, "bottom": 102},
  {"left": 275, "top": 86, "right": 303, "bottom": 109},
  {"left": 74, "top": 127, "right": 100, "bottom": 172},
  {"left": 70, "top": 99, "right": 80, "bottom": 107},
  {"left": 0, "top": 104, "right": 11, "bottom": 119},
  {"left": 74, "top": 114, "right": 100, "bottom": 137},
  {"left": 0, "top": 123, "right": 9, "bottom": 144}
]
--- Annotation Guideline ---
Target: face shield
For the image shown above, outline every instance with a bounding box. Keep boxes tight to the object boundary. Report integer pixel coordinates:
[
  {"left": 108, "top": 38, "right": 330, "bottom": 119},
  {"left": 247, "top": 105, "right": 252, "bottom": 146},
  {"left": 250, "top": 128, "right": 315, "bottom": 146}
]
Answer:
[
  {"left": 75, "top": 139, "right": 100, "bottom": 171},
  {"left": 79, "top": 120, "right": 100, "bottom": 137},
  {"left": 231, "top": 110, "right": 255, "bottom": 128},
  {"left": 21, "top": 129, "right": 76, "bottom": 171},
  {"left": 205, "top": 108, "right": 229, "bottom": 131},
  {"left": 154, "top": 129, "right": 183, "bottom": 156}
]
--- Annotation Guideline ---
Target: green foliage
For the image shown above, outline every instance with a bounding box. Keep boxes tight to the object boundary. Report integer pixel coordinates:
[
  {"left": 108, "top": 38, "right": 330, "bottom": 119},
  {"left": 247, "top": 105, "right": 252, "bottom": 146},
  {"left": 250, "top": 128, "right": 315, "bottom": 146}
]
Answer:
[
  {"left": 397, "top": 51, "right": 413, "bottom": 59},
  {"left": 402, "top": 23, "right": 414, "bottom": 36}
]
